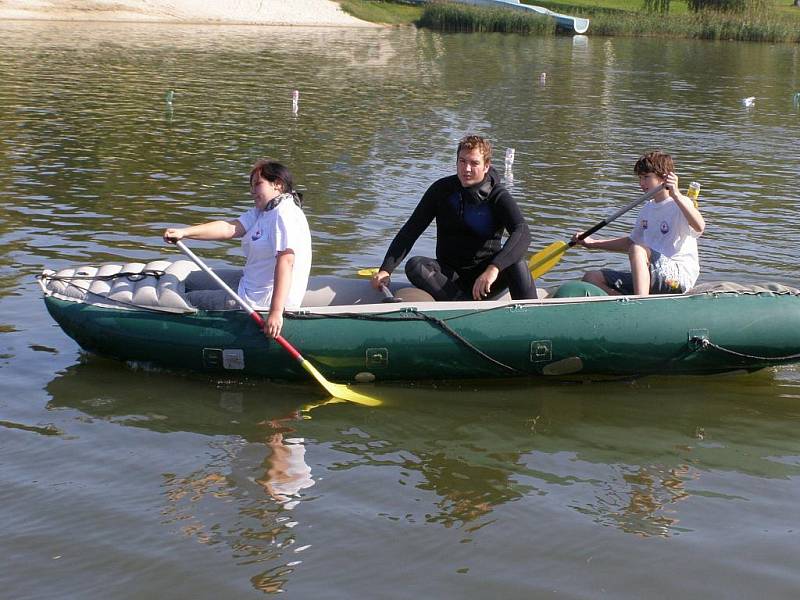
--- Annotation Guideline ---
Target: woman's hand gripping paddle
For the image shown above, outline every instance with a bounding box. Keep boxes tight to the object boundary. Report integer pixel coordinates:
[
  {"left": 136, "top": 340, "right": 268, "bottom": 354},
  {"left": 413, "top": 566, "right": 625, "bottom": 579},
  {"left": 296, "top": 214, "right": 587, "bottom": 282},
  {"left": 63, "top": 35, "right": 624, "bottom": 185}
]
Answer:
[
  {"left": 177, "top": 241, "right": 381, "bottom": 407},
  {"left": 527, "top": 184, "right": 665, "bottom": 279},
  {"left": 356, "top": 268, "right": 401, "bottom": 302}
]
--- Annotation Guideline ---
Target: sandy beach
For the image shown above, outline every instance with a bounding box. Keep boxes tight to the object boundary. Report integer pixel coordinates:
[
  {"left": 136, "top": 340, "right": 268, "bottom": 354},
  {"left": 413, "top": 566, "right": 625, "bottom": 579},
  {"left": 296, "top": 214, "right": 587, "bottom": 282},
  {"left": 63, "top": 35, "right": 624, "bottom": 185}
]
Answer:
[{"left": 0, "top": 0, "right": 376, "bottom": 26}]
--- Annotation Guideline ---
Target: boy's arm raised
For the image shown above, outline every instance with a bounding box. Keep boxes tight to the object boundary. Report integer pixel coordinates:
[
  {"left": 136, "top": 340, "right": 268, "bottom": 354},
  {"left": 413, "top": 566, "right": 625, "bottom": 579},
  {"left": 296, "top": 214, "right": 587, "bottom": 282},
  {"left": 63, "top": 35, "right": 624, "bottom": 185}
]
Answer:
[{"left": 666, "top": 172, "right": 705, "bottom": 234}]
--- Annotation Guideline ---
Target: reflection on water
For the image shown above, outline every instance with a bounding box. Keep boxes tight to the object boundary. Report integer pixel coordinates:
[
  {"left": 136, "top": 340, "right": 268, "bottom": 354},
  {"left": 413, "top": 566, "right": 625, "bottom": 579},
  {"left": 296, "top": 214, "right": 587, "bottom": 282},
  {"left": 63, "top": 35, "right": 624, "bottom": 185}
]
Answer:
[
  {"left": 47, "top": 361, "right": 800, "bottom": 543},
  {"left": 255, "top": 409, "right": 315, "bottom": 509},
  {"left": 579, "top": 463, "right": 697, "bottom": 538},
  {"left": 159, "top": 430, "right": 310, "bottom": 595},
  {"left": 25, "top": 354, "right": 800, "bottom": 594},
  {"left": 45, "top": 360, "right": 320, "bottom": 593}
]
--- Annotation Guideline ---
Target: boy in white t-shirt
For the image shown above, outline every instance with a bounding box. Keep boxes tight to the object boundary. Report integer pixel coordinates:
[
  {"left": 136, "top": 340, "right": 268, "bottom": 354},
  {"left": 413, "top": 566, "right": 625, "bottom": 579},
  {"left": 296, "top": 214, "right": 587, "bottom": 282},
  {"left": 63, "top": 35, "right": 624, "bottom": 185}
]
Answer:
[{"left": 575, "top": 151, "right": 705, "bottom": 295}]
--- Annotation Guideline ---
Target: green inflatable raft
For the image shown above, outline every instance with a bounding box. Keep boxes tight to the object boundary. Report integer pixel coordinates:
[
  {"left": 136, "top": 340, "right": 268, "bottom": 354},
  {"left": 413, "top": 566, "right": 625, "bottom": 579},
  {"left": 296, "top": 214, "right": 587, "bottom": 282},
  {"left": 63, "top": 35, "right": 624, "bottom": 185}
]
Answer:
[{"left": 39, "top": 259, "right": 800, "bottom": 383}]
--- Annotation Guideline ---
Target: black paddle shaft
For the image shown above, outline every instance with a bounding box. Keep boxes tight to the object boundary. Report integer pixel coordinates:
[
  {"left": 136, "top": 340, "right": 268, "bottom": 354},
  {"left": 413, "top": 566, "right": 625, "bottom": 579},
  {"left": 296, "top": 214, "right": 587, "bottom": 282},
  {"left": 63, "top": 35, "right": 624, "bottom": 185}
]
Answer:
[{"left": 569, "top": 184, "right": 665, "bottom": 248}]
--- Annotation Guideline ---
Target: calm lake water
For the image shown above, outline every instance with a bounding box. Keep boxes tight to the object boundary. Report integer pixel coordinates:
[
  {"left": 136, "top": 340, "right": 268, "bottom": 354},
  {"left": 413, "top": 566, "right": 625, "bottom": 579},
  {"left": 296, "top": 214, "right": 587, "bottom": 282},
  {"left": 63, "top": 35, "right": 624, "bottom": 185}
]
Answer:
[{"left": 2, "top": 19, "right": 800, "bottom": 599}]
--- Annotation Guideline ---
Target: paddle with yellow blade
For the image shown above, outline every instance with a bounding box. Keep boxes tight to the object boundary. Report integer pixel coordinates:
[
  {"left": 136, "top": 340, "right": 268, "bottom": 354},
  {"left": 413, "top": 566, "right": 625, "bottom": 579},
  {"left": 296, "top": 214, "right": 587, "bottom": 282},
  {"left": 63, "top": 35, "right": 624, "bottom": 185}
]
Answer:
[
  {"left": 528, "top": 184, "right": 665, "bottom": 279},
  {"left": 176, "top": 241, "right": 381, "bottom": 407}
]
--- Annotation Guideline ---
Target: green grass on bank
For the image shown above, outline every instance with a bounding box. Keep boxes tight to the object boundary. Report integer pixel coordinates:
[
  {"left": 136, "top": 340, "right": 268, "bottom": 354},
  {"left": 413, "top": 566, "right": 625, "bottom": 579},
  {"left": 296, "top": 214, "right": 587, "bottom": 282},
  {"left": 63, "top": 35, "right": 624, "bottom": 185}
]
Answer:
[
  {"left": 534, "top": 0, "right": 800, "bottom": 18},
  {"left": 338, "top": 0, "right": 800, "bottom": 42},
  {"left": 338, "top": 0, "right": 424, "bottom": 24},
  {"left": 420, "top": 2, "right": 800, "bottom": 41},
  {"left": 590, "top": 8, "right": 799, "bottom": 40}
]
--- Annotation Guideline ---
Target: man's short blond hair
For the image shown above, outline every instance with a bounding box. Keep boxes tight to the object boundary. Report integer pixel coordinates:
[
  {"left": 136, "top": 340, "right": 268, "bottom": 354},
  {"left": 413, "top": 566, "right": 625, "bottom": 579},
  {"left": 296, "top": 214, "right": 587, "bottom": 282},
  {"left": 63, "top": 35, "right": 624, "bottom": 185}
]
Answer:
[{"left": 457, "top": 135, "right": 492, "bottom": 163}]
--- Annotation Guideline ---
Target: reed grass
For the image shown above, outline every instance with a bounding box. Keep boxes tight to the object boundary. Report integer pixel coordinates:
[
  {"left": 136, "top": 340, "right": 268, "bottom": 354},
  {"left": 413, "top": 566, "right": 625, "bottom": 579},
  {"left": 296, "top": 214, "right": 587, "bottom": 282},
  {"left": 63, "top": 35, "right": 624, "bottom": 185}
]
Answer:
[
  {"left": 417, "top": 2, "right": 556, "bottom": 33},
  {"left": 336, "top": 0, "right": 800, "bottom": 42},
  {"left": 587, "top": 5, "right": 799, "bottom": 41},
  {"left": 417, "top": 1, "right": 800, "bottom": 42}
]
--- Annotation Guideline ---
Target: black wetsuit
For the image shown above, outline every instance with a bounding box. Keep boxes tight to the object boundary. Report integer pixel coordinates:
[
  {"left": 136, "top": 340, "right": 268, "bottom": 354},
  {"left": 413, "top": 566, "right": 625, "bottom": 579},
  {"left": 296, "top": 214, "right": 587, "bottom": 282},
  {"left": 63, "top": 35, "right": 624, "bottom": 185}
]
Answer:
[{"left": 379, "top": 168, "right": 536, "bottom": 301}]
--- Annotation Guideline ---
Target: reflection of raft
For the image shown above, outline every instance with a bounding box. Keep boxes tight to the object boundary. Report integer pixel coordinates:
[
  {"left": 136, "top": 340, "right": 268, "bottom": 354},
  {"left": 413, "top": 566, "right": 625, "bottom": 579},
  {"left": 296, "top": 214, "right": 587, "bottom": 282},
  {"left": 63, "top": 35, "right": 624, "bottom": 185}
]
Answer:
[{"left": 39, "top": 259, "right": 800, "bottom": 382}]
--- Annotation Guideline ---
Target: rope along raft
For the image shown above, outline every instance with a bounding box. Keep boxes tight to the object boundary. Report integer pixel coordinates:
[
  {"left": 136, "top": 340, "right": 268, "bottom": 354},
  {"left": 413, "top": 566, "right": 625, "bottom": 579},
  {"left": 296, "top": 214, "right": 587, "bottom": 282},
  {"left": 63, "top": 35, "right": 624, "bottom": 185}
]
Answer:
[{"left": 692, "top": 337, "right": 800, "bottom": 363}]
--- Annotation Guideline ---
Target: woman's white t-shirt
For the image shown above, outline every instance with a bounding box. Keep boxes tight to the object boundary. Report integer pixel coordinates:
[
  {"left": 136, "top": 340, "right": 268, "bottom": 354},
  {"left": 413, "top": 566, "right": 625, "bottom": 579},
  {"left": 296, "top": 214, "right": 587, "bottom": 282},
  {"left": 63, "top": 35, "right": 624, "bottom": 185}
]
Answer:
[{"left": 237, "top": 199, "right": 311, "bottom": 309}]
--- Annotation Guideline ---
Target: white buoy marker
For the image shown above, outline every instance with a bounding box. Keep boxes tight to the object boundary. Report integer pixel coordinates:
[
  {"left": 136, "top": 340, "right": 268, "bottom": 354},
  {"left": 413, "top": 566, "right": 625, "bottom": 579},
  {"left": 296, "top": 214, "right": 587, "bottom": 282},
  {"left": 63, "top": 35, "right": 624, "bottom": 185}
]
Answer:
[{"left": 504, "top": 148, "right": 515, "bottom": 177}]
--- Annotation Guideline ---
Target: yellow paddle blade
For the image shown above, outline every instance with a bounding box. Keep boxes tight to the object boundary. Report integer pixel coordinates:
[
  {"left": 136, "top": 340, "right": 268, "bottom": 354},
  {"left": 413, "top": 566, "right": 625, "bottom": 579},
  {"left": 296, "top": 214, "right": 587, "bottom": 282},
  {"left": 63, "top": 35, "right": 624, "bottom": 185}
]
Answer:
[
  {"left": 357, "top": 267, "right": 379, "bottom": 277},
  {"left": 300, "top": 359, "right": 382, "bottom": 407},
  {"left": 300, "top": 398, "right": 346, "bottom": 415},
  {"left": 528, "top": 241, "right": 570, "bottom": 279}
]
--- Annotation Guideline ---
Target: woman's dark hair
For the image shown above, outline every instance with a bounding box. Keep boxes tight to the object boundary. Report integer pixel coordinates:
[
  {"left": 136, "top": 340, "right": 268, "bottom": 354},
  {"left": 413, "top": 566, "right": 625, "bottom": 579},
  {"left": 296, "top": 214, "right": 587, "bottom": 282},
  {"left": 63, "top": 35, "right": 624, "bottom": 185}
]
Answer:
[
  {"left": 250, "top": 159, "right": 293, "bottom": 192},
  {"left": 249, "top": 159, "right": 303, "bottom": 205}
]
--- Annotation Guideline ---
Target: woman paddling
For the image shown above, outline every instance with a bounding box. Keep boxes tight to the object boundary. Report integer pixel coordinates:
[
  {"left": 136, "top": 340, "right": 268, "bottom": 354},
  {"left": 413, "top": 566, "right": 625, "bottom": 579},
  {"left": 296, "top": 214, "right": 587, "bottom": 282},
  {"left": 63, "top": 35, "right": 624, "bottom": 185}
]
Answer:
[{"left": 163, "top": 159, "right": 312, "bottom": 338}]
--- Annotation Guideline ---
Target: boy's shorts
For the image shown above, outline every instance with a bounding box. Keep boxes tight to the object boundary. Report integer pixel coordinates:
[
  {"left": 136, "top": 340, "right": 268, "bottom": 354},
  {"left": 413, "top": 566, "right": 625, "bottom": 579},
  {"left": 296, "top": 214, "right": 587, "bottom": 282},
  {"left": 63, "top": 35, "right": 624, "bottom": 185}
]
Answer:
[{"left": 601, "top": 251, "right": 686, "bottom": 295}]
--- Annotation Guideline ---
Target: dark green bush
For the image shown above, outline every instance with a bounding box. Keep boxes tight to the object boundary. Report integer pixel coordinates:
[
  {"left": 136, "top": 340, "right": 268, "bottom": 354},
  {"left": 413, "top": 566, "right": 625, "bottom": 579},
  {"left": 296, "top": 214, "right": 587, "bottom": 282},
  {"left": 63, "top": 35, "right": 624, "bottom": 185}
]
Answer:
[{"left": 687, "top": 0, "right": 747, "bottom": 12}]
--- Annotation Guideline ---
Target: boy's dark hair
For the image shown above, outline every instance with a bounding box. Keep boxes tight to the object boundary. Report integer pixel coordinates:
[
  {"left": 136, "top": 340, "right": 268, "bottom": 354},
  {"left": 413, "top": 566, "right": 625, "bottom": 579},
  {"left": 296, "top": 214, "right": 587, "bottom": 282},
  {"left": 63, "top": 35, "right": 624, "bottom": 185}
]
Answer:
[{"left": 634, "top": 151, "right": 674, "bottom": 178}]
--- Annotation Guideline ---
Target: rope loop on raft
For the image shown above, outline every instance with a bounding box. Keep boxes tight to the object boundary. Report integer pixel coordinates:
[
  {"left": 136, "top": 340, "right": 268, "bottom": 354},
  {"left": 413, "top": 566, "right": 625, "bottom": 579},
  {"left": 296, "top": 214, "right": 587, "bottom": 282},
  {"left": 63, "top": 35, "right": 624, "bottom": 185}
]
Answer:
[{"left": 692, "top": 336, "right": 800, "bottom": 362}]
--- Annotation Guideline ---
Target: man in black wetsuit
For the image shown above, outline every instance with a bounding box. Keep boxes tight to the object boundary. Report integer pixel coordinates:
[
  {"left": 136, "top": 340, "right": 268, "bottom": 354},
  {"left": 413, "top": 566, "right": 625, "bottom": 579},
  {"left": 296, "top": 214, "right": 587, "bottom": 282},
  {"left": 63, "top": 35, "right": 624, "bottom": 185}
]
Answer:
[{"left": 371, "top": 135, "right": 537, "bottom": 301}]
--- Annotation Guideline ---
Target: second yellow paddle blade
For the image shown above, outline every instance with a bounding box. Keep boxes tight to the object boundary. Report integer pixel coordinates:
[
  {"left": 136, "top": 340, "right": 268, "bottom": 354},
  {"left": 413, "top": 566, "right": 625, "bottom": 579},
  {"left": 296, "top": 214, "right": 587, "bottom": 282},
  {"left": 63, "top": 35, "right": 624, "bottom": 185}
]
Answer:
[{"left": 528, "top": 241, "right": 569, "bottom": 279}]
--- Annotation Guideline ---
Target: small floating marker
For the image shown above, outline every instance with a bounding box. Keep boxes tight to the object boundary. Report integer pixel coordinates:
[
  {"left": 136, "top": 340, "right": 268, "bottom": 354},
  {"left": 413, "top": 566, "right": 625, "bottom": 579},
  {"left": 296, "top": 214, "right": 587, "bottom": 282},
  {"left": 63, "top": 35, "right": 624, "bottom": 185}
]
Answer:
[
  {"left": 165, "top": 90, "right": 174, "bottom": 105},
  {"left": 741, "top": 96, "right": 755, "bottom": 108},
  {"left": 504, "top": 147, "right": 515, "bottom": 172},
  {"left": 292, "top": 89, "right": 299, "bottom": 114},
  {"left": 539, "top": 72, "right": 547, "bottom": 85},
  {"left": 504, "top": 148, "right": 515, "bottom": 184}
]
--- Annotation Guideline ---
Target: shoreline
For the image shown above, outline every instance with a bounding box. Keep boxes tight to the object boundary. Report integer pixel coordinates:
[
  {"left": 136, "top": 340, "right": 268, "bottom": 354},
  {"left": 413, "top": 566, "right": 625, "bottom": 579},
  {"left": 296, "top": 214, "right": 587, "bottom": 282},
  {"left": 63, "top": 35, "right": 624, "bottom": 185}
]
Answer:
[{"left": 0, "top": 0, "right": 377, "bottom": 27}]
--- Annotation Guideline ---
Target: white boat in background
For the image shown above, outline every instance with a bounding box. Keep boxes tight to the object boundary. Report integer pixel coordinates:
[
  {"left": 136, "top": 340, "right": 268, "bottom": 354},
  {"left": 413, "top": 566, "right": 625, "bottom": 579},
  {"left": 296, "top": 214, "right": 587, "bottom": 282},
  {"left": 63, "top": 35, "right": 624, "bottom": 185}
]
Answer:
[{"left": 454, "top": 0, "right": 590, "bottom": 34}]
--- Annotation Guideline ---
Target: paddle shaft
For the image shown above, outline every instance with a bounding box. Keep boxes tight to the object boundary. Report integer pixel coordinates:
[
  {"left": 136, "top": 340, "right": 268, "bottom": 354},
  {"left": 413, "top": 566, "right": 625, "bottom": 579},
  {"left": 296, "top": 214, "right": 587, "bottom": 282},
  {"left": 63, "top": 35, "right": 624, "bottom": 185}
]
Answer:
[
  {"left": 527, "top": 185, "right": 667, "bottom": 279},
  {"left": 380, "top": 284, "right": 403, "bottom": 303},
  {"left": 571, "top": 184, "right": 665, "bottom": 246},
  {"left": 175, "top": 241, "right": 301, "bottom": 360}
]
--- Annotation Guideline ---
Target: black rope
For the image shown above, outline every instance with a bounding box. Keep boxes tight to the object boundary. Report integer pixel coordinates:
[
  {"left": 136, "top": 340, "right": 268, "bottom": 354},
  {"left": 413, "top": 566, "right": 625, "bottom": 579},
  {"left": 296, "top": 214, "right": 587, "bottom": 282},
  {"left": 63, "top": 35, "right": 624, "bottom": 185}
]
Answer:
[
  {"left": 694, "top": 337, "right": 800, "bottom": 362},
  {"left": 44, "top": 269, "right": 167, "bottom": 282},
  {"left": 414, "top": 311, "right": 521, "bottom": 374},
  {"left": 288, "top": 309, "right": 521, "bottom": 374}
]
